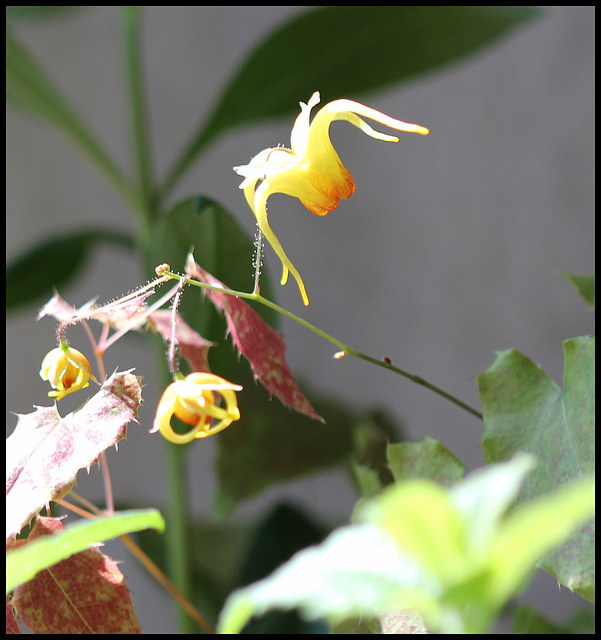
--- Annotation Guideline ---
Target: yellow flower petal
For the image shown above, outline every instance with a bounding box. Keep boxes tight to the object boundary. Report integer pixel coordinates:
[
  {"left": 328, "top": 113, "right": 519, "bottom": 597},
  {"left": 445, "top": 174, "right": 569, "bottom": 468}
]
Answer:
[
  {"left": 153, "top": 373, "right": 242, "bottom": 445},
  {"left": 39, "top": 342, "right": 97, "bottom": 401},
  {"left": 234, "top": 92, "right": 428, "bottom": 305}
]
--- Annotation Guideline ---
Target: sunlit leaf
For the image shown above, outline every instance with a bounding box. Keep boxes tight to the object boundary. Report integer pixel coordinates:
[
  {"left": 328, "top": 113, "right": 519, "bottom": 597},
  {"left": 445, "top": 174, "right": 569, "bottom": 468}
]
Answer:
[
  {"left": 6, "top": 229, "right": 134, "bottom": 311},
  {"left": 218, "top": 457, "right": 594, "bottom": 634},
  {"left": 6, "top": 510, "right": 164, "bottom": 594},
  {"left": 8, "top": 517, "right": 144, "bottom": 633},
  {"left": 6, "top": 371, "right": 143, "bottom": 539},
  {"left": 477, "top": 337, "right": 595, "bottom": 600},
  {"left": 163, "top": 6, "right": 542, "bottom": 192}
]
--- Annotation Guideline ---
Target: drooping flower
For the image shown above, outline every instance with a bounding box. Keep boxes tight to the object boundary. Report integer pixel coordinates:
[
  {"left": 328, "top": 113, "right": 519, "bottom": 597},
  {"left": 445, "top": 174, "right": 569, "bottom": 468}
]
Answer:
[
  {"left": 234, "top": 91, "right": 429, "bottom": 305},
  {"left": 152, "top": 372, "right": 242, "bottom": 444},
  {"left": 39, "top": 341, "right": 97, "bottom": 400}
]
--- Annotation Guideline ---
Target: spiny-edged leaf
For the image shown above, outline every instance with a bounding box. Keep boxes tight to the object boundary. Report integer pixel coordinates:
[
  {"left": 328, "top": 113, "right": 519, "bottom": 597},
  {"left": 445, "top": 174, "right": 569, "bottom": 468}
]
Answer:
[
  {"left": 146, "top": 196, "right": 277, "bottom": 333},
  {"left": 477, "top": 337, "right": 595, "bottom": 600},
  {"left": 6, "top": 229, "right": 134, "bottom": 311},
  {"left": 561, "top": 271, "right": 595, "bottom": 308},
  {"left": 6, "top": 594, "right": 20, "bottom": 633},
  {"left": 164, "top": 5, "right": 542, "bottom": 189},
  {"left": 7, "top": 509, "right": 164, "bottom": 593},
  {"left": 149, "top": 309, "right": 213, "bottom": 374},
  {"left": 9, "top": 517, "right": 142, "bottom": 634},
  {"left": 187, "top": 259, "right": 321, "bottom": 422},
  {"left": 214, "top": 381, "right": 401, "bottom": 518},
  {"left": 6, "top": 26, "right": 133, "bottom": 201},
  {"left": 388, "top": 437, "right": 465, "bottom": 487},
  {"left": 6, "top": 371, "right": 142, "bottom": 540}
]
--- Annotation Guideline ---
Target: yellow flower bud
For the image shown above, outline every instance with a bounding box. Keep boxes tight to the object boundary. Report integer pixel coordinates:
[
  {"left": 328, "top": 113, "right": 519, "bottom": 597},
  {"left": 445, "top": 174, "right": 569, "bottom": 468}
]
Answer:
[
  {"left": 152, "top": 372, "right": 242, "bottom": 444},
  {"left": 39, "top": 341, "right": 96, "bottom": 400}
]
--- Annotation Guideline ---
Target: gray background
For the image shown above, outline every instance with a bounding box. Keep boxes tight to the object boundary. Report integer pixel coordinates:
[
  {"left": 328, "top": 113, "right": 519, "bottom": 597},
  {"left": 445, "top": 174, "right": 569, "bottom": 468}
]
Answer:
[{"left": 7, "top": 6, "right": 594, "bottom": 633}]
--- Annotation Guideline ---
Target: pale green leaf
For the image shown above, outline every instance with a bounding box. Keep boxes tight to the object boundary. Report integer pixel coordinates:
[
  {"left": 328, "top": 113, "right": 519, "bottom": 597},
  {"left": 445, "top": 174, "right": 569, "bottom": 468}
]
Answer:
[{"left": 6, "top": 509, "right": 165, "bottom": 593}]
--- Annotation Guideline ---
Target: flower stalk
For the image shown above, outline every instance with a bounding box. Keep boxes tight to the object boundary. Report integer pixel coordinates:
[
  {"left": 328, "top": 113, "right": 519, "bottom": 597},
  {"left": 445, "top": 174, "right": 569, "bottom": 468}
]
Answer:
[{"left": 162, "top": 268, "right": 483, "bottom": 421}]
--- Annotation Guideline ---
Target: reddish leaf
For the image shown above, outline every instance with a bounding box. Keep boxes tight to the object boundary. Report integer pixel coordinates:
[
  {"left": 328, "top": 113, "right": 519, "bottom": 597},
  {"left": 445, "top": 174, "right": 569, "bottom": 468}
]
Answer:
[
  {"left": 186, "top": 256, "right": 323, "bottom": 422},
  {"left": 6, "top": 371, "right": 143, "bottom": 540},
  {"left": 149, "top": 309, "right": 213, "bottom": 373},
  {"left": 6, "top": 594, "right": 21, "bottom": 634},
  {"left": 10, "top": 517, "right": 141, "bottom": 634}
]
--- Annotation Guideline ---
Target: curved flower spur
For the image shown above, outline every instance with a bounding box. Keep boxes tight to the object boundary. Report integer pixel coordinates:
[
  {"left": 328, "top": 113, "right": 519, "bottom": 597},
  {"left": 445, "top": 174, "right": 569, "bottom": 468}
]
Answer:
[{"left": 234, "top": 91, "right": 429, "bottom": 305}]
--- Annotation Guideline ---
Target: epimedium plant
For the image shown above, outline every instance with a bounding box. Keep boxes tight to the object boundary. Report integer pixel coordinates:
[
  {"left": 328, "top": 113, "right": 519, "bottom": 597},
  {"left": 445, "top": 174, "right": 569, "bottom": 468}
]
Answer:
[{"left": 5, "top": 6, "right": 594, "bottom": 635}]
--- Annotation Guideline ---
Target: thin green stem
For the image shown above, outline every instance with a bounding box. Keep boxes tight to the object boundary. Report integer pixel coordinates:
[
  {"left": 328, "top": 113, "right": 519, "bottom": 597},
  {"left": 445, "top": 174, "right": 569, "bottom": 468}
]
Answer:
[
  {"left": 165, "top": 271, "right": 483, "bottom": 421},
  {"left": 151, "top": 333, "right": 196, "bottom": 634},
  {"left": 119, "top": 6, "right": 156, "bottom": 245}
]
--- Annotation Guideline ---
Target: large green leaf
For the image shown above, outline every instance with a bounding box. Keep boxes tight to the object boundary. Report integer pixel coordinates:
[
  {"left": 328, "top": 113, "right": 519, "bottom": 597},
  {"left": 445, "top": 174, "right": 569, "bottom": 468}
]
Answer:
[
  {"left": 217, "top": 457, "right": 594, "bottom": 634},
  {"left": 163, "top": 5, "right": 542, "bottom": 194},
  {"left": 6, "top": 228, "right": 135, "bottom": 311},
  {"left": 477, "top": 337, "right": 595, "bottom": 601}
]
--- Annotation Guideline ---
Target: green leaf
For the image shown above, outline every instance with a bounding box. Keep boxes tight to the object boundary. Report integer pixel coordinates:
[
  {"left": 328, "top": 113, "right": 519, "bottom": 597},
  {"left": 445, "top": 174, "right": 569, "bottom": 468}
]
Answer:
[
  {"left": 561, "top": 271, "right": 595, "bottom": 308},
  {"left": 6, "top": 26, "right": 136, "bottom": 203},
  {"left": 6, "top": 508, "right": 165, "bottom": 593},
  {"left": 217, "top": 457, "right": 594, "bottom": 634},
  {"left": 387, "top": 437, "right": 465, "bottom": 487},
  {"left": 477, "top": 337, "right": 595, "bottom": 600},
  {"left": 6, "top": 228, "right": 135, "bottom": 311},
  {"left": 6, "top": 6, "right": 85, "bottom": 20},
  {"left": 163, "top": 5, "right": 542, "bottom": 194}
]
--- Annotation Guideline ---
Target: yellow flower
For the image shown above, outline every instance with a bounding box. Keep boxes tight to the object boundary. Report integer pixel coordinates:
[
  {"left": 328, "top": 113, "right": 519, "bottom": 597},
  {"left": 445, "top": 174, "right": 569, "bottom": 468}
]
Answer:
[
  {"left": 234, "top": 91, "right": 429, "bottom": 305},
  {"left": 39, "top": 341, "right": 97, "bottom": 400},
  {"left": 152, "top": 372, "right": 242, "bottom": 444}
]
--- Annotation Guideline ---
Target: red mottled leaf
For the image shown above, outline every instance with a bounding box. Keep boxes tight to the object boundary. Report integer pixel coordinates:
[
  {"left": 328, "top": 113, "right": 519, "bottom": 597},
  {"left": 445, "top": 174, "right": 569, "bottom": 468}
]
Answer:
[
  {"left": 6, "top": 371, "right": 143, "bottom": 540},
  {"left": 10, "top": 517, "right": 141, "bottom": 634},
  {"left": 149, "top": 309, "right": 213, "bottom": 373},
  {"left": 186, "top": 256, "right": 323, "bottom": 422},
  {"left": 6, "top": 594, "right": 21, "bottom": 634}
]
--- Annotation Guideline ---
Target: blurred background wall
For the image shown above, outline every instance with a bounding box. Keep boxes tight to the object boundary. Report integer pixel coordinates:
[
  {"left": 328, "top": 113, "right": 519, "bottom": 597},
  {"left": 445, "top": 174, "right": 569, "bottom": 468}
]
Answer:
[{"left": 6, "top": 6, "right": 594, "bottom": 633}]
